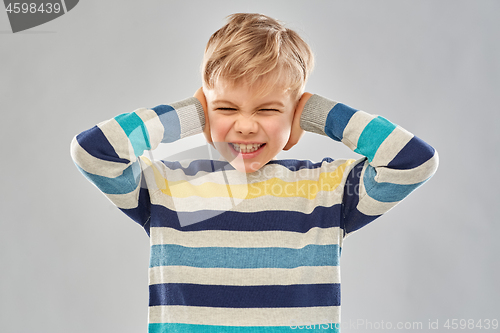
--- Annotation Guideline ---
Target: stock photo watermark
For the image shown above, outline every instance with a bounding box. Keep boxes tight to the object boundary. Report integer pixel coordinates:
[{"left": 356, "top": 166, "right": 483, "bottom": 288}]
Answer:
[
  {"left": 143, "top": 141, "right": 362, "bottom": 227},
  {"left": 3, "top": 0, "right": 79, "bottom": 33},
  {"left": 289, "top": 318, "right": 499, "bottom": 330}
]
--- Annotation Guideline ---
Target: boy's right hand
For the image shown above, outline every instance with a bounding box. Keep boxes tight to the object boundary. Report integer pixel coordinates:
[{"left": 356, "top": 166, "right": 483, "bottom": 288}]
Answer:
[
  {"left": 194, "top": 87, "right": 213, "bottom": 146},
  {"left": 283, "top": 92, "right": 312, "bottom": 151}
]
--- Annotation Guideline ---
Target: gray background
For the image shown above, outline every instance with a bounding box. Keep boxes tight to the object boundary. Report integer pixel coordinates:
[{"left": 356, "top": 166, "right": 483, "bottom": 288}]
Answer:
[{"left": 1, "top": 1, "right": 499, "bottom": 332}]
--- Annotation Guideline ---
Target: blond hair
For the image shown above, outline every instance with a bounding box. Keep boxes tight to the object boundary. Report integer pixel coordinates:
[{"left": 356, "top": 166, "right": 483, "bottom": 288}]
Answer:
[{"left": 202, "top": 13, "right": 314, "bottom": 100}]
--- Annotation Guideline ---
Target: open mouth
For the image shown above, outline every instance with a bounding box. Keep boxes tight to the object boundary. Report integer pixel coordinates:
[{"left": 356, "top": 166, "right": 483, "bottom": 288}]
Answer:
[{"left": 230, "top": 142, "right": 266, "bottom": 154}]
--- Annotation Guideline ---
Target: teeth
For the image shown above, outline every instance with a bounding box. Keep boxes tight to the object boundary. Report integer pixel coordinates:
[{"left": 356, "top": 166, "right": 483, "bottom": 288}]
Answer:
[{"left": 231, "top": 143, "right": 264, "bottom": 153}]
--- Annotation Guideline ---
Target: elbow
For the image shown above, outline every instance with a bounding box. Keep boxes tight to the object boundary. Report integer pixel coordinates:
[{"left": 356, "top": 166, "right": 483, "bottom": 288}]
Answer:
[
  {"left": 425, "top": 149, "right": 439, "bottom": 180},
  {"left": 70, "top": 135, "right": 82, "bottom": 166},
  {"left": 417, "top": 145, "right": 439, "bottom": 183}
]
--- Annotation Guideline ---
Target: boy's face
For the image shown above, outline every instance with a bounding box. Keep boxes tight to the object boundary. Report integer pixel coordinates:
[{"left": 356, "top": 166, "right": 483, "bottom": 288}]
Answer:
[{"left": 204, "top": 79, "right": 297, "bottom": 173}]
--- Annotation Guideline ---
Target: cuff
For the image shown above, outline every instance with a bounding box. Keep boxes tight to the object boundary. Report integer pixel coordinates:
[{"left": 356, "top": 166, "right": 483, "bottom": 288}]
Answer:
[
  {"left": 300, "top": 94, "right": 359, "bottom": 142},
  {"left": 171, "top": 97, "right": 205, "bottom": 139}
]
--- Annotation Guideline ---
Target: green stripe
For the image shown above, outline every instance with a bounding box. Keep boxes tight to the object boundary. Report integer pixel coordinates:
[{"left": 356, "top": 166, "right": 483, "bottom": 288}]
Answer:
[
  {"left": 354, "top": 116, "right": 396, "bottom": 162},
  {"left": 115, "top": 112, "right": 151, "bottom": 156},
  {"left": 149, "top": 323, "right": 340, "bottom": 332}
]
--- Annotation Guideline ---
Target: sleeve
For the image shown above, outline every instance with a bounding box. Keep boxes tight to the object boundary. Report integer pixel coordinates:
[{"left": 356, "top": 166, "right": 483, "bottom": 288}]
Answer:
[
  {"left": 300, "top": 94, "right": 439, "bottom": 237},
  {"left": 70, "top": 97, "right": 205, "bottom": 234}
]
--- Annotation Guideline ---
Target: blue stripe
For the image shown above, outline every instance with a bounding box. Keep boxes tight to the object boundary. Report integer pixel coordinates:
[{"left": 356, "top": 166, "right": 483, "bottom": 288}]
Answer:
[
  {"left": 324, "top": 103, "right": 358, "bottom": 141},
  {"left": 363, "top": 165, "right": 426, "bottom": 203},
  {"left": 341, "top": 159, "right": 382, "bottom": 234},
  {"left": 176, "top": 210, "right": 227, "bottom": 228},
  {"left": 354, "top": 116, "right": 396, "bottom": 162},
  {"left": 387, "top": 135, "right": 436, "bottom": 169},
  {"left": 75, "top": 162, "right": 141, "bottom": 195},
  {"left": 149, "top": 244, "right": 340, "bottom": 269},
  {"left": 267, "top": 158, "right": 334, "bottom": 171},
  {"left": 149, "top": 323, "right": 340, "bottom": 332},
  {"left": 114, "top": 112, "right": 151, "bottom": 156},
  {"left": 150, "top": 204, "right": 343, "bottom": 231},
  {"left": 119, "top": 186, "right": 151, "bottom": 230},
  {"left": 76, "top": 126, "right": 129, "bottom": 164},
  {"left": 343, "top": 207, "right": 381, "bottom": 234},
  {"left": 149, "top": 283, "right": 340, "bottom": 307},
  {"left": 151, "top": 105, "right": 182, "bottom": 143}
]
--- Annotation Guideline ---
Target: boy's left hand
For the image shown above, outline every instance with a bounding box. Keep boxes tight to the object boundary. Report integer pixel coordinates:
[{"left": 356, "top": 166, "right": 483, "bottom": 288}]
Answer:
[
  {"left": 283, "top": 92, "right": 312, "bottom": 151},
  {"left": 193, "top": 87, "right": 213, "bottom": 146}
]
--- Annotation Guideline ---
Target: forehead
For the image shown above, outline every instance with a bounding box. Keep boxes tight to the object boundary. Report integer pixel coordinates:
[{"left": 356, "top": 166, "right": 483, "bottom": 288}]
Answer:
[{"left": 206, "top": 78, "right": 294, "bottom": 107}]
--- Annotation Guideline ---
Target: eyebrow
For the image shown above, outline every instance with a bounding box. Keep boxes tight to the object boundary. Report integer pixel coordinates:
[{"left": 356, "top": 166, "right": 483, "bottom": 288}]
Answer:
[
  {"left": 212, "top": 100, "right": 238, "bottom": 107},
  {"left": 212, "top": 100, "right": 285, "bottom": 108}
]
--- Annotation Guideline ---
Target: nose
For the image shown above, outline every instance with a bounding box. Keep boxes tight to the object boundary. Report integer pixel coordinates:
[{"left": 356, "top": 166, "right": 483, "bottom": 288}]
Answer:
[{"left": 233, "top": 114, "right": 258, "bottom": 135}]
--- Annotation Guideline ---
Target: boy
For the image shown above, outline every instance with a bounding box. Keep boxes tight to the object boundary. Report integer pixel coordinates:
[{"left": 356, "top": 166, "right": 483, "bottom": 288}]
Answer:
[{"left": 71, "top": 13, "right": 438, "bottom": 332}]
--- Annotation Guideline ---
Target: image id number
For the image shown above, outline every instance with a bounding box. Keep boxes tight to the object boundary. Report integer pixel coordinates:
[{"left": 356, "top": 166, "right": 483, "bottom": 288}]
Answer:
[
  {"left": 6, "top": 2, "right": 61, "bottom": 14},
  {"left": 444, "top": 319, "right": 498, "bottom": 330}
]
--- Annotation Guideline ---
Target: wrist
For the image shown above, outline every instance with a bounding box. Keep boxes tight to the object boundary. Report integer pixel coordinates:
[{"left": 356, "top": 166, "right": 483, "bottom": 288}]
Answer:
[{"left": 299, "top": 94, "right": 336, "bottom": 135}]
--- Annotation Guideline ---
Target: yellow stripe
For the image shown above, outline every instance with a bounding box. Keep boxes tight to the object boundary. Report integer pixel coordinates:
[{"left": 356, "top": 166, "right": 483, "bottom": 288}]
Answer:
[
  {"left": 141, "top": 157, "right": 355, "bottom": 200},
  {"left": 140, "top": 156, "right": 172, "bottom": 196}
]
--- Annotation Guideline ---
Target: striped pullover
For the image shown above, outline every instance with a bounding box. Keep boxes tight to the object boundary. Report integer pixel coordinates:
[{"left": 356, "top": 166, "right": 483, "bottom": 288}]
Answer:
[{"left": 70, "top": 94, "right": 438, "bottom": 332}]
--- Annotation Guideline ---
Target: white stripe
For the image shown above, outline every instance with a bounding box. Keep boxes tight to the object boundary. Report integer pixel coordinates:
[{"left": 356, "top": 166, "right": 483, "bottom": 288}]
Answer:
[
  {"left": 357, "top": 191, "right": 399, "bottom": 216},
  {"left": 171, "top": 193, "right": 236, "bottom": 212},
  {"left": 98, "top": 118, "right": 137, "bottom": 162},
  {"left": 341, "top": 110, "right": 374, "bottom": 150},
  {"left": 371, "top": 125, "right": 413, "bottom": 167},
  {"left": 136, "top": 108, "right": 164, "bottom": 151},
  {"left": 375, "top": 152, "right": 439, "bottom": 184},
  {"left": 150, "top": 226, "right": 342, "bottom": 247},
  {"left": 149, "top": 189, "right": 344, "bottom": 214},
  {"left": 139, "top": 158, "right": 167, "bottom": 194},
  {"left": 70, "top": 137, "right": 131, "bottom": 178},
  {"left": 149, "top": 305, "right": 340, "bottom": 326},
  {"left": 355, "top": 161, "right": 399, "bottom": 216},
  {"left": 149, "top": 265, "right": 340, "bottom": 286}
]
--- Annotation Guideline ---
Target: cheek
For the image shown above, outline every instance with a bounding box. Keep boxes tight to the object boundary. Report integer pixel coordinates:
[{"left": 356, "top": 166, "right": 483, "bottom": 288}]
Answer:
[
  {"left": 264, "top": 119, "right": 292, "bottom": 144},
  {"left": 209, "top": 116, "right": 230, "bottom": 141}
]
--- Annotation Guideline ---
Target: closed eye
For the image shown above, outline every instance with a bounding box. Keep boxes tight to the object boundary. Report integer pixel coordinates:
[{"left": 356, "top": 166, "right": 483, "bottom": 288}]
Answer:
[
  {"left": 216, "top": 108, "right": 237, "bottom": 112},
  {"left": 259, "top": 109, "right": 281, "bottom": 113}
]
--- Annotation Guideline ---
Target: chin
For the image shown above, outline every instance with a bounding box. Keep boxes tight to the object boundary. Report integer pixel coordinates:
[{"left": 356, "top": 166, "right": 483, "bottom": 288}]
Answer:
[{"left": 230, "top": 160, "right": 263, "bottom": 173}]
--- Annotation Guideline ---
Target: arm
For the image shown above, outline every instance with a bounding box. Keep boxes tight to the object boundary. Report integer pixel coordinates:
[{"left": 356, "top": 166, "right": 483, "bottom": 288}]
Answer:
[
  {"left": 298, "top": 94, "right": 439, "bottom": 236},
  {"left": 70, "top": 97, "right": 205, "bottom": 233}
]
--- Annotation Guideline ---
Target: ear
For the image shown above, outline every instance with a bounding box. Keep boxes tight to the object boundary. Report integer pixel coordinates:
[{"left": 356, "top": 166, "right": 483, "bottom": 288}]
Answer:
[
  {"left": 283, "top": 92, "right": 312, "bottom": 151},
  {"left": 193, "top": 87, "right": 213, "bottom": 147}
]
